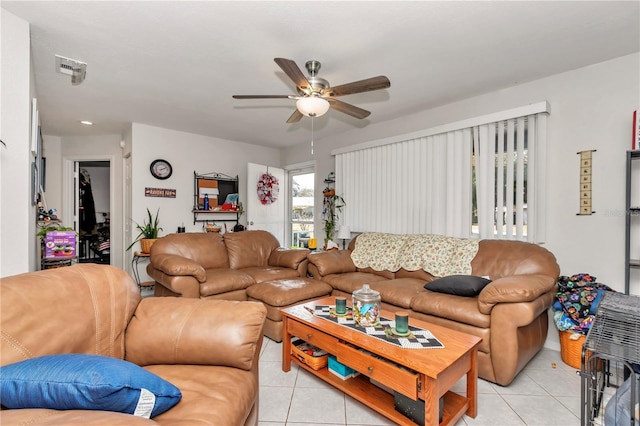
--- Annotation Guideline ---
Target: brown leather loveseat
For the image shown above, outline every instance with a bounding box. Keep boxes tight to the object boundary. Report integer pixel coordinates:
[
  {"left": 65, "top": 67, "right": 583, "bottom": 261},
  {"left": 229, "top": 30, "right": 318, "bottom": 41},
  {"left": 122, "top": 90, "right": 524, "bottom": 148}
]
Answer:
[
  {"left": 307, "top": 233, "right": 560, "bottom": 386},
  {"left": 0, "top": 264, "right": 267, "bottom": 425},
  {"left": 147, "top": 230, "right": 310, "bottom": 299}
]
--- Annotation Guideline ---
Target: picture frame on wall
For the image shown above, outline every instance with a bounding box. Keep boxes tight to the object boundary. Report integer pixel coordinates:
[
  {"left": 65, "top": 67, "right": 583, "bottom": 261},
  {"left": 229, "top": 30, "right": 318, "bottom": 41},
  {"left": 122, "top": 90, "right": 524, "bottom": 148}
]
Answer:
[
  {"left": 31, "top": 98, "right": 38, "bottom": 156},
  {"left": 36, "top": 125, "right": 43, "bottom": 162},
  {"left": 31, "top": 161, "right": 39, "bottom": 205},
  {"left": 41, "top": 157, "right": 46, "bottom": 192}
]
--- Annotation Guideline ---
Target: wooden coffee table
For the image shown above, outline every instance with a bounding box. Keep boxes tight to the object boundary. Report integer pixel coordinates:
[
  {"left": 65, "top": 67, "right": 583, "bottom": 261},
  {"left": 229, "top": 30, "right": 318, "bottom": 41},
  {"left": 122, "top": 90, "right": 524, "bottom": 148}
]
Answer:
[{"left": 281, "top": 296, "right": 481, "bottom": 426}]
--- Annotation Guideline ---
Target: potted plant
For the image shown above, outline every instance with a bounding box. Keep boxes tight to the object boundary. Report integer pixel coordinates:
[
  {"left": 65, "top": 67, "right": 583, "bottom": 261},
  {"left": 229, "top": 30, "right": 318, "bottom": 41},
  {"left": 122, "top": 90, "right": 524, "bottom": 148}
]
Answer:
[
  {"left": 37, "top": 225, "right": 75, "bottom": 239},
  {"left": 127, "top": 208, "right": 162, "bottom": 253},
  {"left": 322, "top": 194, "right": 345, "bottom": 249}
]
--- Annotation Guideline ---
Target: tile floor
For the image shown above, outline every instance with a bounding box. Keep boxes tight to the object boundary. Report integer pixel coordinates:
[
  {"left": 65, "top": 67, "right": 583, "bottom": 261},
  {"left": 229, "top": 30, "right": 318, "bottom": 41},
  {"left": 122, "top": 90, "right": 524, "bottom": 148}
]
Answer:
[{"left": 258, "top": 338, "right": 585, "bottom": 426}]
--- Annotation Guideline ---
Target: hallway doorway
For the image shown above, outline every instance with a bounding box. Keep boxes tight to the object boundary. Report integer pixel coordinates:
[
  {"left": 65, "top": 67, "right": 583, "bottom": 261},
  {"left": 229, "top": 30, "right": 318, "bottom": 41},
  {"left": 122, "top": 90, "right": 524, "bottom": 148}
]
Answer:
[{"left": 76, "top": 161, "right": 111, "bottom": 264}]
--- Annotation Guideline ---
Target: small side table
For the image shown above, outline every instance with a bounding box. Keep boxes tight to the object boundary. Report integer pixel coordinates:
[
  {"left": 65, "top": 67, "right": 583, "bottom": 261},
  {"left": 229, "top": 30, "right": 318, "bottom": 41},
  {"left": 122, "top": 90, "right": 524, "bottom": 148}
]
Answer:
[{"left": 131, "top": 252, "right": 152, "bottom": 289}]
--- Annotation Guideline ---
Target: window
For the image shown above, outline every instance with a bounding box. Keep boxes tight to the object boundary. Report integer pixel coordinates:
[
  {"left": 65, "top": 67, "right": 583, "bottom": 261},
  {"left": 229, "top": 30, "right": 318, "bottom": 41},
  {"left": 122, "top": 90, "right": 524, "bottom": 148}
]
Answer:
[
  {"left": 472, "top": 112, "right": 547, "bottom": 242},
  {"left": 472, "top": 119, "right": 529, "bottom": 238},
  {"left": 334, "top": 103, "right": 548, "bottom": 243},
  {"left": 289, "top": 171, "right": 314, "bottom": 248}
]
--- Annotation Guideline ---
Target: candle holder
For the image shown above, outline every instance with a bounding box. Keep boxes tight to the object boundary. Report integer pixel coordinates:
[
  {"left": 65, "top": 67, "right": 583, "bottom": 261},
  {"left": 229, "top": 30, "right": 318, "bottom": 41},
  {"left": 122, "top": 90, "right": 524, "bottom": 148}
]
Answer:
[{"left": 394, "top": 311, "right": 409, "bottom": 335}]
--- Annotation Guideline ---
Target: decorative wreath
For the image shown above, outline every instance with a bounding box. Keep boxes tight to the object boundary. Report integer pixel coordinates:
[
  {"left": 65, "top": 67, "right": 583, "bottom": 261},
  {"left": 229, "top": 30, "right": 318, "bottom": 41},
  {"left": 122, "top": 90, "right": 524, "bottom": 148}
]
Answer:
[{"left": 257, "top": 172, "right": 279, "bottom": 205}]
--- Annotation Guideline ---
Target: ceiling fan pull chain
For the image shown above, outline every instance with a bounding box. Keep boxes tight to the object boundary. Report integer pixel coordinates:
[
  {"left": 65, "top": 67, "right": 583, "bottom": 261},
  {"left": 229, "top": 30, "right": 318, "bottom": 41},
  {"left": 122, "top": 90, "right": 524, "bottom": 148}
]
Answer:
[{"left": 311, "top": 116, "right": 315, "bottom": 155}]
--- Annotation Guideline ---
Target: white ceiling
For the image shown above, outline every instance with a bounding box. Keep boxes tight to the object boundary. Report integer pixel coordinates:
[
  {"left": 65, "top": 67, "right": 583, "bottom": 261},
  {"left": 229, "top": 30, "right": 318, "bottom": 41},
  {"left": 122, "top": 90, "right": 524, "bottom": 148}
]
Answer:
[{"left": 4, "top": 1, "right": 639, "bottom": 149}]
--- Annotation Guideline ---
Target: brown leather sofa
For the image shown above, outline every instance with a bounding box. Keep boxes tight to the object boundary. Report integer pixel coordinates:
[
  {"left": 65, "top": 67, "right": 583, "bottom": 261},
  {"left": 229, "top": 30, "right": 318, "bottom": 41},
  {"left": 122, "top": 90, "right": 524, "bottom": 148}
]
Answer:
[
  {"left": 0, "top": 264, "right": 267, "bottom": 425},
  {"left": 147, "top": 230, "right": 310, "bottom": 299},
  {"left": 307, "top": 234, "right": 560, "bottom": 386}
]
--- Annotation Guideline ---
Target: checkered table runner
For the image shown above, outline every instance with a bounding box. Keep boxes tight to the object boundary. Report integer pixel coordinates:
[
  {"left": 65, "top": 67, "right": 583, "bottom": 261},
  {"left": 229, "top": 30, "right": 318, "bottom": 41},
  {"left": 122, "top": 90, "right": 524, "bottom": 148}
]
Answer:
[{"left": 313, "top": 305, "right": 444, "bottom": 349}]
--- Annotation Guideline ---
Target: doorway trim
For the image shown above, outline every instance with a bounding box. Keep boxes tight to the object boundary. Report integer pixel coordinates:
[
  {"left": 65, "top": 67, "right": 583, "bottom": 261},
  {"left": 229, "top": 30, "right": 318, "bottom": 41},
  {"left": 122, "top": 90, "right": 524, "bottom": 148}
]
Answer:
[
  {"left": 285, "top": 160, "right": 316, "bottom": 247},
  {"left": 63, "top": 154, "right": 116, "bottom": 266}
]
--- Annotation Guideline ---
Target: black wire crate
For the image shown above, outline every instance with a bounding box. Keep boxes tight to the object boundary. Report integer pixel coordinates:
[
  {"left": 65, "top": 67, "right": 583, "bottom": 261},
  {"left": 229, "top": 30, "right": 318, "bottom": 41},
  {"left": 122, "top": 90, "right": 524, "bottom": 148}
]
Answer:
[{"left": 580, "top": 292, "right": 640, "bottom": 426}]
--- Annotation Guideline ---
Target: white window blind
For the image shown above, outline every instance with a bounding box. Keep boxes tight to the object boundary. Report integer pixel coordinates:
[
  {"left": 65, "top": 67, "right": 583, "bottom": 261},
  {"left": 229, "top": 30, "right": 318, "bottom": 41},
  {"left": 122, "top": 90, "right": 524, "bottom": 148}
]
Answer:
[
  {"left": 333, "top": 103, "right": 549, "bottom": 241},
  {"left": 335, "top": 129, "right": 472, "bottom": 237},
  {"left": 472, "top": 112, "right": 547, "bottom": 242}
]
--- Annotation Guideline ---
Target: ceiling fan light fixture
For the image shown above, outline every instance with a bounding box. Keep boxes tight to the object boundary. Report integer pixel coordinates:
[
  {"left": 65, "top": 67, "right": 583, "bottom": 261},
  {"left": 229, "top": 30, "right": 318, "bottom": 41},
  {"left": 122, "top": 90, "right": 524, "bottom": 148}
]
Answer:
[{"left": 296, "top": 96, "right": 330, "bottom": 117}]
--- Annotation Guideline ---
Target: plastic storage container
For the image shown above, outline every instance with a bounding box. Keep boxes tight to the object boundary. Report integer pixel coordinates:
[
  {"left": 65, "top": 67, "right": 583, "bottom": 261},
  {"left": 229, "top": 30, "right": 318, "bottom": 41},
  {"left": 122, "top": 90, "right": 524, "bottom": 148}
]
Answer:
[{"left": 352, "top": 284, "right": 381, "bottom": 327}]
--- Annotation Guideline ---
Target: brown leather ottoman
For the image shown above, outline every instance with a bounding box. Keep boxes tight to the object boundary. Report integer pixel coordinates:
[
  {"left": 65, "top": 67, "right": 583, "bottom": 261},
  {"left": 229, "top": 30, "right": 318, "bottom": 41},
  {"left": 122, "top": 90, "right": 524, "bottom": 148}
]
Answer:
[{"left": 246, "top": 278, "right": 332, "bottom": 342}]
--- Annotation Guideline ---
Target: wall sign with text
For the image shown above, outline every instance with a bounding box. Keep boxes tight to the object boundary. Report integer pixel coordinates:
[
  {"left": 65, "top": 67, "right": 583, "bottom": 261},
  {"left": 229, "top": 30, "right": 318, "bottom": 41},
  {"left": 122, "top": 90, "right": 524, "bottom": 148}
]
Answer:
[{"left": 145, "top": 187, "right": 176, "bottom": 198}]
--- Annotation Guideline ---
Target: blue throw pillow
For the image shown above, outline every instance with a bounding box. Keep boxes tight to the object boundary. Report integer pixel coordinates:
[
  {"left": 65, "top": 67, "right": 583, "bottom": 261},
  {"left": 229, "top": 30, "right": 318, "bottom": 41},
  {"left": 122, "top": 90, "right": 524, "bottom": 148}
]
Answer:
[
  {"left": 0, "top": 354, "right": 181, "bottom": 418},
  {"left": 424, "top": 275, "right": 492, "bottom": 297}
]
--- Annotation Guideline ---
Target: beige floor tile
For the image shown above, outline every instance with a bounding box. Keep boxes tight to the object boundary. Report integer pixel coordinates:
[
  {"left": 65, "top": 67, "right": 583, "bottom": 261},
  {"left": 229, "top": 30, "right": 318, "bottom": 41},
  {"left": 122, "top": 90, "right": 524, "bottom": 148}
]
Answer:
[
  {"left": 501, "top": 394, "right": 580, "bottom": 425},
  {"left": 259, "top": 385, "right": 294, "bottom": 423},
  {"left": 287, "top": 386, "right": 346, "bottom": 424}
]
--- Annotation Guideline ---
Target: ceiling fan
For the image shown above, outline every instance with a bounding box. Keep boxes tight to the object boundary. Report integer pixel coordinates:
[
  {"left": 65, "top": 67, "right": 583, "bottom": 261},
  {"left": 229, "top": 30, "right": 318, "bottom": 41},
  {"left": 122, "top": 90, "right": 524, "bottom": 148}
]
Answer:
[{"left": 232, "top": 58, "right": 390, "bottom": 123}]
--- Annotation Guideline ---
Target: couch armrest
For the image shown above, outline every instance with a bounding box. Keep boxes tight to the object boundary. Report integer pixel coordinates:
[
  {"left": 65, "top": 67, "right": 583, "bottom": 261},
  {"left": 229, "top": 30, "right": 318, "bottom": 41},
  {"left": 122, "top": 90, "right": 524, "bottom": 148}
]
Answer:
[
  {"left": 477, "top": 274, "right": 557, "bottom": 315},
  {"left": 125, "top": 298, "right": 266, "bottom": 371},
  {"left": 307, "top": 250, "right": 356, "bottom": 278},
  {"left": 149, "top": 253, "right": 207, "bottom": 282},
  {"left": 268, "top": 248, "right": 310, "bottom": 270}
]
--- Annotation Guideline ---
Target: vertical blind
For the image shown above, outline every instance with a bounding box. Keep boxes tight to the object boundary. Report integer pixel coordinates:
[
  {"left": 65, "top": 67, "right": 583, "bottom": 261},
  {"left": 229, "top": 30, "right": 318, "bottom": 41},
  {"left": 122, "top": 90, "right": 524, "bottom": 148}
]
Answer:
[
  {"left": 335, "top": 129, "right": 472, "bottom": 238},
  {"left": 333, "top": 103, "right": 549, "bottom": 242},
  {"left": 473, "top": 113, "right": 547, "bottom": 242}
]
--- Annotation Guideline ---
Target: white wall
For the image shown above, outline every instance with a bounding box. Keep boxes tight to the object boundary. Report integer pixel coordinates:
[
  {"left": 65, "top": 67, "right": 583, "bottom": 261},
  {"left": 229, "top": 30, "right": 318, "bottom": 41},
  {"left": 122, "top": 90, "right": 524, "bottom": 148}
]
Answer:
[
  {"left": 129, "top": 123, "right": 281, "bottom": 280},
  {"left": 283, "top": 53, "right": 640, "bottom": 350},
  {"left": 0, "top": 10, "right": 33, "bottom": 277}
]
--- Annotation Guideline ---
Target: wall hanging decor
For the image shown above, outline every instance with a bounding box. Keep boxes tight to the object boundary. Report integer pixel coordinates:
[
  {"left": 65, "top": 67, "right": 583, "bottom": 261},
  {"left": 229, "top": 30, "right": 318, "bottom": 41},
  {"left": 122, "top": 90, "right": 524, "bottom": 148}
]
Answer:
[
  {"left": 257, "top": 172, "right": 279, "bottom": 205},
  {"left": 577, "top": 150, "right": 596, "bottom": 215}
]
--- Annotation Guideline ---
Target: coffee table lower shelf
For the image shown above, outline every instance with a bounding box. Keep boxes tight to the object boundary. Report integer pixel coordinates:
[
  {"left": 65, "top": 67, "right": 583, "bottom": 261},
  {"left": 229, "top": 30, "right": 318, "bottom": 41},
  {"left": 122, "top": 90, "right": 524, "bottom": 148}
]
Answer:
[{"left": 293, "top": 358, "right": 469, "bottom": 426}]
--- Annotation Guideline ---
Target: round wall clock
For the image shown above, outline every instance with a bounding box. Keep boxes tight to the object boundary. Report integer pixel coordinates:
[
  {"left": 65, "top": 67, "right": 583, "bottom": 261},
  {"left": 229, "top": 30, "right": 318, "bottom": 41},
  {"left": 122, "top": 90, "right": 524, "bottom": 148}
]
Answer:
[{"left": 150, "top": 159, "right": 172, "bottom": 180}]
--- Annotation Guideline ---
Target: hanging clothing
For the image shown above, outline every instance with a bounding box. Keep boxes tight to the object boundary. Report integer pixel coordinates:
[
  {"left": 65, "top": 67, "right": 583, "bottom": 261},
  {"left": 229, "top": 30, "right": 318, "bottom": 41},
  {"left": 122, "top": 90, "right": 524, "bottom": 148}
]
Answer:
[{"left": 80, "top": 168, "right": 97, "bottom": 234}]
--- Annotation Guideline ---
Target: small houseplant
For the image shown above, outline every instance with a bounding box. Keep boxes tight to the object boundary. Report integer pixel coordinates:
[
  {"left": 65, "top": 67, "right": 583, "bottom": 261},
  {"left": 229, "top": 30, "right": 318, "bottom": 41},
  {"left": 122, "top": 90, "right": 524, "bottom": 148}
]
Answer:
[
  {"left": 37, "top": 225, "right": 75, "bottom": 239},
  {"left": 127, "top": 208, "right": 162, "bottom": 253},
  {"left": 322, "top": 193, "right": 345, "bottom": 248}
]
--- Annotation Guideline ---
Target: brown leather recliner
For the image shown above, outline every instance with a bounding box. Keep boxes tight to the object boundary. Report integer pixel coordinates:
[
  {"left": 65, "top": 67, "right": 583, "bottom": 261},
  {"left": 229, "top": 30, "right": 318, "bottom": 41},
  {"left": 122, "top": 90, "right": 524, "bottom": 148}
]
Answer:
[
  {"left": 147, "top": 230, "right": 310, "bottom": 299},
  {"left": 0, "top": 264, "right": 267, "bottom": 425}
]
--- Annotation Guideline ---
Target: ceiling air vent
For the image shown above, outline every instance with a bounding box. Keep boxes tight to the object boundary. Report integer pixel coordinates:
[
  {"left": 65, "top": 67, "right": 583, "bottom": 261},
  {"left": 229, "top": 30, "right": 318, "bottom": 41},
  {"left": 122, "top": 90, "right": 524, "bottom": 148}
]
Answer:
[{"left": 55, "top": 54, "right": 87, "bottom": 85}]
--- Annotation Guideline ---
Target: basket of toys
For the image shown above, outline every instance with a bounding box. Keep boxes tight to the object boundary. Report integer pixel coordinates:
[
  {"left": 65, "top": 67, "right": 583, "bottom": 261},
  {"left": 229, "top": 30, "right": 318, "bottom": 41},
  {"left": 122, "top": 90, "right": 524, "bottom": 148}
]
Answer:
[
  {"left": 291, "top": 339, "right": 329, "bottom": 370},
  {"left": 553, "top": 273, "right": 614, "bottom": 369}
]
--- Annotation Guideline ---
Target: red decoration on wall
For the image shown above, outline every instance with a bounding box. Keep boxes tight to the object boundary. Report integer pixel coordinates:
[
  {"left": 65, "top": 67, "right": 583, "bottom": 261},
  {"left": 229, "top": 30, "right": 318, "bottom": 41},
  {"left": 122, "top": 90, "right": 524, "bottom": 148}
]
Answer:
[{"left": 257, "top": 172, "right": 279, "bottom": 205}]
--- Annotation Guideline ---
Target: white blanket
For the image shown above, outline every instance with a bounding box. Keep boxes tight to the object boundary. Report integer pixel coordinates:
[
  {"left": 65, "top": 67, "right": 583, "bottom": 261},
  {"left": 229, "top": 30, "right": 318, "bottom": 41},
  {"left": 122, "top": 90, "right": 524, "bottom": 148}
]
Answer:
[{"left": 351, "top": 232, "right": 479, "bottom": 277}]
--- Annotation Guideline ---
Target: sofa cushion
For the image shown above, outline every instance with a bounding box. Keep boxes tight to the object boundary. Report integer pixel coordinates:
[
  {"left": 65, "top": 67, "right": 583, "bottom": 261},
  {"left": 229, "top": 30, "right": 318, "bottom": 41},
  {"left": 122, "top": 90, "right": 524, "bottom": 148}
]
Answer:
[
  {"left": 368, "top": 278, "right": 427, "bottom": 309},
  {"left": 0, "top": 264, "right": 139, "bottom": 366},
  {"left": 246, "top": 278, "right": 332, "bottom": 307},
  {"left": 239, "top": 266, "right": 301, "bottom": 283},
  {"left": 125, "top": 298, "right": 266, "bottom": 370},
  {"left": 151, "top": 232, "right": 230, "bottom": 270},
  {"left": 224, "top": 230, "right": 280, "bottom": 270},
  {"left": 0, "top": 354, "right": 181, "bottom": 418},
  {"left": 308, "top": 250, "right": 356, "bottom": 276},
  {"left": 411, "top": 292, "right": 491, "bottom": 329},
  {"left": 199, "top": 268, "right": 256, "bottom": 297},
  {"left": 321, "top": 271, "right": 390, "bottom": 295},
  {"left": 144, "top": 365, "right": 257, "bottom": 426},
  {"left": 424, "top": 275, "right": 492, "bottom": 297}
]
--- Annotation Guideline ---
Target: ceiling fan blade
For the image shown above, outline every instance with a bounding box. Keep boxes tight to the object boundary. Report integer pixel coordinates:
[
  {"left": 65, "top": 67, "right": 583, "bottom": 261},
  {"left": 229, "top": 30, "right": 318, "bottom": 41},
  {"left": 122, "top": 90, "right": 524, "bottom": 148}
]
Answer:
[
  {"left": 286, "top": 109, "right": 304, "bottom": 124},
  {"left": 232, "top": 95, "right": 292, "bottom": 99},
  {"left": 325, "top": 75, "right": 390, "bottom": 97},
  {"left": 274, "top": 58, "right": 311, "bottom": 92},
  {"left": 327, "top": 99, "right": 371, "bottom": 119}
]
